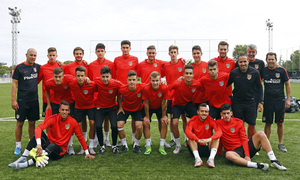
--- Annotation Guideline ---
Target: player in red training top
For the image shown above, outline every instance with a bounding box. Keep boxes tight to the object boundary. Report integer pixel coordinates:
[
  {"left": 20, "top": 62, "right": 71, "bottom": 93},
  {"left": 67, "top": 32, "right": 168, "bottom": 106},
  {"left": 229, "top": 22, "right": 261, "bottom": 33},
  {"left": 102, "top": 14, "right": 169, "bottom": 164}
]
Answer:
[
  {"left": 63, "top": 47, "right": 90, "bottom": 152},
  {"left": 68, "top": 66, "right": 97, "bottom": 155},
  {"left": 199, "top": 60, "right": 231, "bottom": 119},
  {"left": 117, "top": 70, "right": 145, "bottom": 154},
  {"left": 9, "top": 101, "right": 95, "bottom": 170},
  {"left": 161, "top": 45, "right": 187, "bottom": 148},
  {"left": 190, "top": 45, "right": 208, "bottom": 109},
  {"left": 211, "top": 41, "right": 235, "bottom": 97},
  {"left": 185, "top": 103, "right": 221, "bottom": 168},
  {"left": 216, "top": 103, "right": 286, "bottom": 171},
  {"left": 114, "top": 40, "right": 139, "bottom": 143},
  {"left": 94, "top": 66, "right": 123, "bottom": 155},
  {"left": 168, "top": 65, "right": 202, "bottom": 154},
  {"left": 137, "top": 45, "right": 166, "bottom": 83},
  {"left": 142, "top": 71, "right": 168, "bottom": 155},
  {"left": 38, "top": 47, "right": 63, "bottom": 117},
  {"left": 11, "top": 48, "right": 40, "bottom": 155},
  {"left": 88, "top": 43, "right": 115, "bottom": 148}
]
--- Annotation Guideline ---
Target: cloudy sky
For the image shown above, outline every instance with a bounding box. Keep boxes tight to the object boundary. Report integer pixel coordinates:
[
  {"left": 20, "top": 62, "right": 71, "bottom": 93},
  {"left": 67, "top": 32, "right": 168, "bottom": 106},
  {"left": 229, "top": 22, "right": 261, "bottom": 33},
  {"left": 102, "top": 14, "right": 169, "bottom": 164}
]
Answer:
[{"left": 0, "top": 0, "right": 299, "bottom": 66}]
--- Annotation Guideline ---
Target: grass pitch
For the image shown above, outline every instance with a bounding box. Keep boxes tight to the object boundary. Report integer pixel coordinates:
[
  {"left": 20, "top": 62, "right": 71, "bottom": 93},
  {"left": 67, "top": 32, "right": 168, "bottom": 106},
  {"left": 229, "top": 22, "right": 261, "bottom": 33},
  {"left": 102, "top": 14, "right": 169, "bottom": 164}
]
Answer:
[{"left": 1, "top": 83, "right": 300, "bottom": 179}]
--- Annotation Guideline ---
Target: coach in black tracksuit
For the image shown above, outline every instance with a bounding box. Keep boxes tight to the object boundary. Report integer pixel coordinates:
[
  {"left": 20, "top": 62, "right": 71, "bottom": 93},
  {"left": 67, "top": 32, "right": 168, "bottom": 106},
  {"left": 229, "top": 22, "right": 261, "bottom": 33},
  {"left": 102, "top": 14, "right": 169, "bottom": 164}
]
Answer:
[{"left": 227, "top": 54, "right": 263, "bottom": 139}]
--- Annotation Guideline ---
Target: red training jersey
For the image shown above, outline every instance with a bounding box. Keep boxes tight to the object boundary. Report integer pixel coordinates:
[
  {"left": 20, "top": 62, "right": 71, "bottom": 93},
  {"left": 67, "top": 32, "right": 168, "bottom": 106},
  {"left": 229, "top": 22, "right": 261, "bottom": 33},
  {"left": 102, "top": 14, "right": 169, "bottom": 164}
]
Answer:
[
  {"left": 191, "top": 61, "right": 208, "bottom": 103},
  {"left": 35, "top": 114, "right": 88, "bottom": 155},
  {"left": 45, "top": 75, "right": 74, "bottom": 104},
  {"left": 114, "top": 55, "right": 138, "bottom": 84},
  {"left": 88, "top": 58, "right": 116, "bottom": 80},
  {"left": 216, "top": 117, "right": 250, "bottom": 157},
  {"left": 199, "top": 72, "right": 230, "bottom": 108},
  {"left": 169, "top": 80, "right": 201, "bottom": 106},
  {"left": 185, "top": 115, "right": 222, "bottom": 143},
  {"left": 137, "top": 59, "right": 166, "bottom": 83},
  {"left": 94, "top": 78, "right": 123, "bottom": 108},
  {"left": 161, "top": 59, "right": 185, "bottom": 100},
  {"left": 38, "top": 61, "right": 61, "bottom": 103},
  {"left": 63, "top": 60, "right": 89, "bottom": 77},
  {"left": 68, "top": 80, "right": 97, "bottom": 109},
  {"left": 118, "top": 83, "right": 145, "bottom": 111},
  {"left": 142, "top": 83, "right": 168, "bottom": 109}
]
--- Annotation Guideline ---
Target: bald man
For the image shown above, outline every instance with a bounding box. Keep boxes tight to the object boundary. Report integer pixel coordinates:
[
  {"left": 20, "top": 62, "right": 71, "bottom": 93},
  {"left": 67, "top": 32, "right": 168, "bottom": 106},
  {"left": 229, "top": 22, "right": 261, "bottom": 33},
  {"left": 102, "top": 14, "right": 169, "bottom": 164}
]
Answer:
[{"left": 11, "top": 48, "right": 41, "bottom": 155}]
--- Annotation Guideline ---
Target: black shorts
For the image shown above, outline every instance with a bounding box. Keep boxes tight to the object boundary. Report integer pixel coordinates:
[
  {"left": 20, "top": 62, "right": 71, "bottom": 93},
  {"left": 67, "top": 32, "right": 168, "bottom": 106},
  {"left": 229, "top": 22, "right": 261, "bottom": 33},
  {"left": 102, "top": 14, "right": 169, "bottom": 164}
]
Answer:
[
  {"left": 232, "top": 100, "right": 257, "bottom": 125},
  {"left": 262, "top": 99, "right": 285, "bottom": 124},
  {"left": 167, "top": 100, "right": 173, "bottom": 114},
  {"left": 15, "top": 100, "right": 39, "bottom": 122},
  {"left": 95, "top": 106, "right": 118, "bottom": 128},
  {"left": 209, "top": 106, "right": 221, "bottom": 120},
  {"left": 172, "top": 101, "right": 197, "bottom": 119},
  {"left": 148, "top": 108, "right": 162, "bottom": 122},
  {"left": 117, "top": 108, "right": 145, "bottom": 122},
  {"left": 187, "top": 143, "right": 210, "bottom": 157},
  {"left": 51, "top": 102, "right": 74, "bottom": 117},
  {"left": 233, "top": 137, "right": 260, "bottom": 158},
  {"left": 74, "top": 108, "right": 95, "bottom": 123}
]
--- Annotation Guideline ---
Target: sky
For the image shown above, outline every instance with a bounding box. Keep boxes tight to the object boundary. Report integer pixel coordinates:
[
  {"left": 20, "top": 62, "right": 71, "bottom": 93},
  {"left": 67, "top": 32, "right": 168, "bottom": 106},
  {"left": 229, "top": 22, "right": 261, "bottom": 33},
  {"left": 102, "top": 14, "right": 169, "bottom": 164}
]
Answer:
[{"left": 0, "top": 0, "right": 300, "bottom": 66}]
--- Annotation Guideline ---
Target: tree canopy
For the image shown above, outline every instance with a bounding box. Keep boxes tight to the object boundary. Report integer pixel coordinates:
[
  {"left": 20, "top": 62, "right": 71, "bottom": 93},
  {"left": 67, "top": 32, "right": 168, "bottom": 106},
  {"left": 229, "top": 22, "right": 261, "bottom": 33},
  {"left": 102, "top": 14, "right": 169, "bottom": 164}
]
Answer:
[{"left": 232, "top": 44, "right": 247, "bottom": 61}]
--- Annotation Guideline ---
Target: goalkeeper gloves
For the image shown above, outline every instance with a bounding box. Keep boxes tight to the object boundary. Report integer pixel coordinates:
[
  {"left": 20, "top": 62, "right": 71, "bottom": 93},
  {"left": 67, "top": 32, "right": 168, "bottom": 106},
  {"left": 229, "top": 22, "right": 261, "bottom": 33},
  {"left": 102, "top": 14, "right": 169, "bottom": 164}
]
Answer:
[{"left": 29, "top": 148, "right": 49, "bottom": 167}]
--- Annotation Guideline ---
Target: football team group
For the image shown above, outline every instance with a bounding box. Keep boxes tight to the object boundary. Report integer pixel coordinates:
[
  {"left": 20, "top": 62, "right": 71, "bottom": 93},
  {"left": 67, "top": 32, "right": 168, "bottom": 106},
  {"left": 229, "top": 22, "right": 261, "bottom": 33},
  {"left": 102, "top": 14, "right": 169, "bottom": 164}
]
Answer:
[{"left": 8, "top": 40, "right": 290, "bottom": 171}]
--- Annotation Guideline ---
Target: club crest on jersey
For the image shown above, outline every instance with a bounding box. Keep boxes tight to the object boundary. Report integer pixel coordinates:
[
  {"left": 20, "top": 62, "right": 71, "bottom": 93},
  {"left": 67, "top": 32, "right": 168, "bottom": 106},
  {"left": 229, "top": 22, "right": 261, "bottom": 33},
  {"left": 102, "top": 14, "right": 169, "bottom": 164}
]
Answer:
[
  {"left": 192, "top": 88, "right": 196, "bottom": 93},
  {"left": 255, "top": 64, "right": 259, "bottom": 69},
  {"left": 109, "top": 89, "right": 113, "bottom": 94},
  {"left": 154, "top": 63, "right": 157, "bottom": 67},
  {"left": 33, "top": 67, "right": 37, "bottom": 72},
  {"left": 230, "top": 128, "right": 235, "bottom": 133},
  {"left": 219, "top": 81, "right": 224, "bottom": 86},
  {"left": 205, "top": 124, "right": 209, "bottom": 130},
  {"left": 178, "top": 68, "right": 182, "bottom": 72},
  {"left": 64, "top": 85, "right": 68, "bottom": 89},
  {"left": 276, "top": 73, "right": 280, "bottom": 78},
  {"left": 226, "top": 64, "right": 230, "bottom": 68},
  {"left": 84, "top": 90, "right": 88, "bottom": 94},
  {"left": 158, "top": 93, "right": 162, "bottom": 97},
  {"left": 129, "top": 61, "right": 132, "bottom": 66},
  {"left": 137, "top": 93, "right": 141, "bottom": 98},
  {"left": 202, "top": 68, "right": 206, "bottom": 73},
  {"left": 247, "top": 74, "right": 252, "bottom": 80},
  {"left": 16, "top": 114, "right": 20, "bottom": 119},
  {"left": 65, "top": 124, "right": 70, "bottom": 130}
]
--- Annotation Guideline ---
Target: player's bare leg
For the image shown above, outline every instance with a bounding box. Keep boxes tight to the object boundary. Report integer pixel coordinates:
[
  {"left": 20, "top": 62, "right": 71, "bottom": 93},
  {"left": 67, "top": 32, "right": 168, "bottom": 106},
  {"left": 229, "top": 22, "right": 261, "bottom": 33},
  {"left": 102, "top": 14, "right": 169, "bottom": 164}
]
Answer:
[
  {"left": 181, "top": 114, "right": 188, "bottom": 145},
  {"left": 159, "top": 118, "right": 168, "bottom": 154},
  {"left": 264, "top": 123, "right": 272, "bottom": 139},
  {"left": 133, "top": 121, "right": 143, "bottom": 154},
  {"left": 143, "top": 119, "right": 151, "bottom": 154},
  {"left": 104, "top": 117, "right": 111, "bottom": 146},
  {"left": 248, "top": 125, "right": 256, "bottom": 138},
  {"left": 189, "top": 140, "right": 203, "bottom": 167},
  {"left": 88, "top": 120, "right": 96, "bottom": 154},
  {"left": 117, "top": 121, "right": 128, "bottom": 153},
  {"left": 14, "top": 121, "right": 24, "bottom": 155},
  {"left": 172, "top": 118, "right": 181, "bottom": 154},
  {"left": 206, "top": 139, "right": 219, "bottom": 168},
  {"left": 277, "top": 123, "right": 287, "bottom": 152},
  {"left": 169, "top": 115, "right": 175, "bottom": 147},
  {"left": 27, "top": 120, "right": 35, "bottom": 139},
  {"left": 131, "top": 118, "right": 136, "bottom": 143}
]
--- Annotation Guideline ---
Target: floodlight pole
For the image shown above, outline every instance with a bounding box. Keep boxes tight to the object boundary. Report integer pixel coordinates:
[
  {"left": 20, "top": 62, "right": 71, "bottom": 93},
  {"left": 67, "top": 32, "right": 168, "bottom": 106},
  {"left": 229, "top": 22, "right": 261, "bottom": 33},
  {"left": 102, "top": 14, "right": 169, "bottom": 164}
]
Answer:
[
  {"left": 8, "top": 7, "right": 21, "bottom": 72},
  {"left": 266, "top": 19, "right": 273, "bottom": 52}
]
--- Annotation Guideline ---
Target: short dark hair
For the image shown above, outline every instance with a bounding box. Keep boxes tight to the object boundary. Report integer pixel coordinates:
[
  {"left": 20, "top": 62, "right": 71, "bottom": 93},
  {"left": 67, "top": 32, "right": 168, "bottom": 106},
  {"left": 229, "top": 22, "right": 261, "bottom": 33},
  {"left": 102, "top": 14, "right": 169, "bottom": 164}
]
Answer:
[
  {"left": 220, "top": 103, "right": 232, "bottom": 111},
  {"left": 192, "top": 45, "right": 202, "bottom": 52},
  {"left": 238, "top": 53, "right": 248, "bottom": 60},
  {"left": 127, "top": 70, "right": 137, "bottom": 77},
  {"left": 147, "top": 45, "right": 156, "bottom": 51},
  {"left": 169, "top": 45, "right": 178, "bottom": 52},
  {"left": 184, "top": 64, "right": 194, "bottom": 71},
  {"left": 75, "top": 66, "right": 86, "bottom": 74},
  {"left": 121, "top": 40, "right": 131, "bottom": 47},
  {"left": 218, "top": 41, "right": 229, "bottom": 49},
  {"left": 59, "top": 100, "right": 70, "bottom": 108},
  {"left": 266, "top": 52, "right": 277, "bottom": 60},
  {"left": 208, "top": 60, "right": 218, "bottom": 68},
  {"left": 198, "top": 103, "right": 208, "bottom": 110},
  {"left": 48, "top": 47, "right": 57, "bottom": 53},
  {"left": 53, "top": 67, "right": 64, "bottom": 75},
  {"left": 73, "top": 47, "right": 84, "bottom": 55},
  {"left": 150, "top": 71, "right": 160, "bottom": 78},
  {"left": 95, "top": 43, "right": 105, "bottom": 51},
  {"left": 101, "top": 66, "right": 111, "bottom": 75}
]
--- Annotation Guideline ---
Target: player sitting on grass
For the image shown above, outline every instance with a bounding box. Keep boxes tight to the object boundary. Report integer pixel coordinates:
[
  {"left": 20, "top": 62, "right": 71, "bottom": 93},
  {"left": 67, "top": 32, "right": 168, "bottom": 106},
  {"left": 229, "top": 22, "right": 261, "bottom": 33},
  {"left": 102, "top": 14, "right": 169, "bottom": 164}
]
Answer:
[
  {"left": 8, "top": 100, "right": 95, "bottom": 170},
  {"left": 217, "top": 103, "right": 286, "bottom": 171},
  {"left": 185, "top": 103, "right": 221, "bottom": 168}
]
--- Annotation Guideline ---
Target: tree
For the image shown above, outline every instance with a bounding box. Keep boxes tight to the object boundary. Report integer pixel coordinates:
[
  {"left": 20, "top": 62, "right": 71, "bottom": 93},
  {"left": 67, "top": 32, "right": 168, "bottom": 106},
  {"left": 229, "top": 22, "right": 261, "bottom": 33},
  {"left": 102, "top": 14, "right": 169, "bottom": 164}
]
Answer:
[
  {"left": 282, "top": 50, "right": 300, "bottom": 71},
  {"left": 64, "top": 60, "right": 73, "bottom": 65},
  {"left": 232, "top": 44, "right": 247, "bottom": 61}
]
